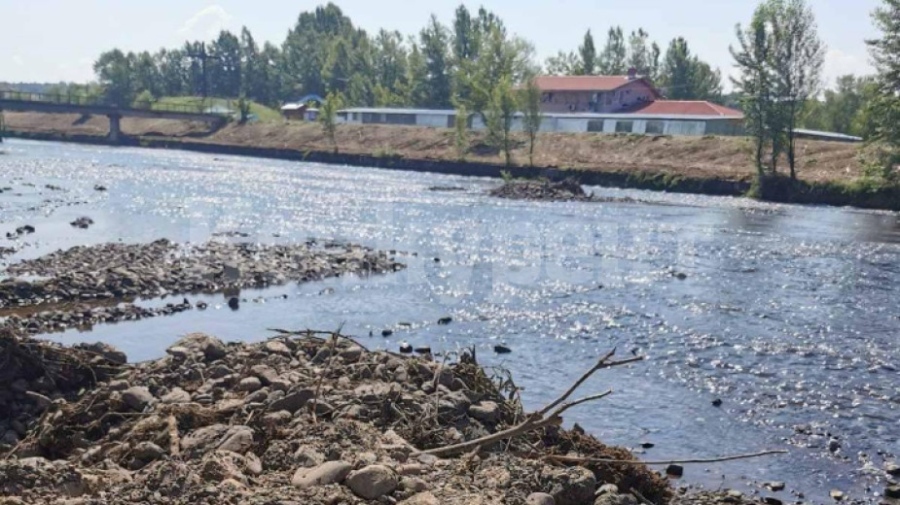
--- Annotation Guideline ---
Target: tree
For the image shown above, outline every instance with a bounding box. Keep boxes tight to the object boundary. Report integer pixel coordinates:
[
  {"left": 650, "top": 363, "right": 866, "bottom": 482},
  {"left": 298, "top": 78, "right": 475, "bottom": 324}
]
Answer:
[
  {"left": 599, "top": 27, "right": 627, "bottom": 74},
  {"left": 319, "top": 91, "right": 345, "bottom": 153},
  {"left": 209, "top": 30, "right": 243, "bottom": 97},
  {"left": 484, "top": 75, "right": 518, "bottom": 166},
  {"left": 627, "top": 29, "right": 651, "bottom": 76},
  {"left": 520, "top": 77, "right": 543, "bottom": 167},
  {"left": 454, "top": 103, "right": 469, "bottom": 161},
  {"left": 660, "top": 37, "right": 723, "bottom": 100},
  {"left": 732, "top": 3, "right": 777, "bottom": 177},
  {"left": 578, "top": 30, "right": 597, "bottom": 75},
  {"left": 94, "top": 49, "right": 135, "bottom": 105},
  {"left": 865, "top": 0, "right": 900, "bottom": 178},
  {"left": 420, "top": 15, "right": 453, "bottom": 108},
  {"left": 769, "top": 0, "right": 825, "bottom": 180},
  {"left": 801, "top": 75, "right": 874, "bottom": 136},
  {"left": 545, "top": 51, "right": 580, "bottom": 75}
]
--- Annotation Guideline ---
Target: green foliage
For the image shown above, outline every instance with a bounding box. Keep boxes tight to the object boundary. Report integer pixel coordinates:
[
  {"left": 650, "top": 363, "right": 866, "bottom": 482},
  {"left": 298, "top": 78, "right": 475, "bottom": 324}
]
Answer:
[
  {"left": 454, "top": 103, "right": 469, "bottom": 161},
  {"left": 801, "top": 75, "right": 875, "bottom": 136},
  {"left": 132, "top": 90, "right": 156, "bottom": 109},
  {"left": 660, "top": 37, "right": 723, "bottom": 101},
  {"left": 865, "top": 0, "right": 900, "bottom": 179},
  {"left": 732, "top": 0, "right": 825, "bottom": 182},
  {"left": 484, "top": 76, "right": 518, "bottom": 167},
  {"left": 578, "top": 30, "right": 597, "bottom": 75},
  {"left": 319, "top": 91, "right": 345, "bottom": 153},
  {"left": 520, "top": 77, "right": 543, "bottom": 167},
  {"left": 500, "top": 170, "right": 514, "bottom": 182},
  {"left": 599, "top": 27, "right": 627, "bottom": 74}
]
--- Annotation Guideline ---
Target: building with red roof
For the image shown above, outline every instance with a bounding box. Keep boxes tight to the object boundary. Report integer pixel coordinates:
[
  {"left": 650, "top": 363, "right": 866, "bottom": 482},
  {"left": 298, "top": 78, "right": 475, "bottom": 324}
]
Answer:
[{"left": 534, "top": 72, "right": 743, "bottom": 119}]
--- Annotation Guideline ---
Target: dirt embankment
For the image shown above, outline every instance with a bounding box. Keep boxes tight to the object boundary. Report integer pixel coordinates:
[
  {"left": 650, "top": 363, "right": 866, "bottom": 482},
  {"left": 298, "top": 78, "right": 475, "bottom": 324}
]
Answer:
[{"left": 4, "top": 112, "right": 864, "bottom": 185}]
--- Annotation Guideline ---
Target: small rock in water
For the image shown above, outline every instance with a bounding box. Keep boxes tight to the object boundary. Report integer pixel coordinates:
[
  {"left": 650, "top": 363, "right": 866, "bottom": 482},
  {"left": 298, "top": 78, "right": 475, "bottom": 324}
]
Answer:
[
  {"left": 196, "top": 301, "right": 208, "bottom": 310},
  {"left": 227, "top": 297, "right": 240, "bottom": 311},
  {"left": 414, "top": 346, "right": 432, "bottom": 355},
  {"left": 712, "top": 398, "right": 723, "bottom": 407},
  {"left": 827, "top": 438, "right": 841, "bottom": 453},
  {"left": 94, "top": 184, "right": 107, "bottom": 191},
  {"left": 763, "top": 497, "right": 783, "bottom": 505},
  {"left": 829, "top": 490, "right": 844, "bottom": 501},
  {"left": 69, "top": 217, "right": 94, "bottom": 229},
  {"left": 884, "top": 462, "right": 900, "bottom": 476},
  {"left": 766, "top": 481, "right": 786, "bottom": 492},
  {"left": 437, "top": 317, "right": 452, "bottom": 325},
  {"left": 665, "top": 464, "right": 684, "bottom": 478},
  {"left": 399, "top": 342, "right": 413, "bottom": 354},
  {"left": 381, "top": 329, "right": 393, "bottom": 337},
  {"left": 673, "top": 272, "right": 687, "bottom": 280},
  {"left": 639, "top": 442, "right": 655, "bottom": 449},
  {"left": 494, "top": 344, "right": 512, "bottom": 354}
]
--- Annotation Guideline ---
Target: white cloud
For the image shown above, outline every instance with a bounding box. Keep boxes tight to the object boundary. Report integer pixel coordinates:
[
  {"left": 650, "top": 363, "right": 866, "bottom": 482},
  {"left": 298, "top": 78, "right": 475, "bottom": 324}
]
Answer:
[
  {"left": 12, "top": 55, "right": 23, "bottom": 66},
  {"left": 822, "top": 48, "right": 874, "bottom": 88},
  {"left": 179, "top": 5, "right": 235, "bottom": 41}
]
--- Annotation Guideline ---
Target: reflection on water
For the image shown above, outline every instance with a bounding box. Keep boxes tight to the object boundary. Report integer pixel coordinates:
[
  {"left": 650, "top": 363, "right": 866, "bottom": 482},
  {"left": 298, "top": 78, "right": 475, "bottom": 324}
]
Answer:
[{"left": 2, "top": 139, "right": 899, "bottom": 503}]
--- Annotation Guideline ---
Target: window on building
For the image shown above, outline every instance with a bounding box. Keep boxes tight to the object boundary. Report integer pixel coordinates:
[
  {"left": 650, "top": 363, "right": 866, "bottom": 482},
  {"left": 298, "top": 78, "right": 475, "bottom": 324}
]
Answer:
[
  {"left": 587, "top": 120, "right": 605, "bottom": 133},
  {"left": 645, "top": 121, "right": 664, "bottom": 134},
  {"left": 615, "top": 121, "right": 635, "bottom": 133},
  {"left": 384, "top": 113, "right": 416, "bottom": 125}
]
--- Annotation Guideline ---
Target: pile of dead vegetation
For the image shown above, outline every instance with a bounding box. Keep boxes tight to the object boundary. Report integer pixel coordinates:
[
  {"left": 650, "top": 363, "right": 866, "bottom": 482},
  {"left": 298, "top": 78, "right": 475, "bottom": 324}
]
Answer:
[
  {"left": 489, "top": 177, "right": 641, "bottom": 205},
  {"left": 0, "top": 329, "right": 680, "bottom": 505}
]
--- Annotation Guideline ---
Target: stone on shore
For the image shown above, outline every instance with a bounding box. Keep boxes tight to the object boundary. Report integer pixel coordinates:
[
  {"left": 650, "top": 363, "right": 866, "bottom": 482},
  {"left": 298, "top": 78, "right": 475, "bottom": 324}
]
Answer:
[
  {"left": 291, "top": 461, "right": 352, "bottom": 489},
  {"left": 346, "top": 464, "right": 399, "bottom": 500}
]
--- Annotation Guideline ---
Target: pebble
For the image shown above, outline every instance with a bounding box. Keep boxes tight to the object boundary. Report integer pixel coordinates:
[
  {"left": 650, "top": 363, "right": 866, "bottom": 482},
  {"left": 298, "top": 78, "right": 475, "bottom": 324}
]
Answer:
[
  {"left": 291, "top": 460, "right": 352, "bottom": 489},
  {"left": 121, "top": 386, "right": 155, "bottom": 411},
  {"left": 665, "top": 464, "right": 684, "bottom": 478},
  {"left": 345, "top": 464, "right": 399, "bottom": 500},
  {"left": 526, "top": 493, "right": 557, "bottom": 505}
]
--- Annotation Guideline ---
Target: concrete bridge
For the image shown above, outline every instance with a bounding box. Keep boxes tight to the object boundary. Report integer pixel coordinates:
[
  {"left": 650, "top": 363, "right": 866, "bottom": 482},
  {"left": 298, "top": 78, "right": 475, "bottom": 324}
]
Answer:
[{"left": 0, "top": 91, "right": 230, "bottom": 142}]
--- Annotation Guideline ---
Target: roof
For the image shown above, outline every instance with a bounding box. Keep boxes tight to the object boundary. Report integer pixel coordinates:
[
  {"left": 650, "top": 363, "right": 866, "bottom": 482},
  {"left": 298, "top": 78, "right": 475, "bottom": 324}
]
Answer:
[
  {"left": 281, "top": 102, "right": 310, "bottom": 111},
  {"left": 340, "top": 107, "right": 457, "bottom": 115},
  {"left": 623, "top": 100, "right": 743, "bottom": 117},
  {"left": 794, "top": 128, "right": 862, "bottom": 143},
  {"left": 534, "top": 75, "right": 661, "bottom": 97}
]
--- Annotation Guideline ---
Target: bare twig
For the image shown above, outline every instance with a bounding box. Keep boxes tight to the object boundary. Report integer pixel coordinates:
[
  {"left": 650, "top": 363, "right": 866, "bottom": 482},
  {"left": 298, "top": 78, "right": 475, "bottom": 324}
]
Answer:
[
  {"left": 545, "top": 390, "right": 614, "bottom": 420},
  {"left": 424, "top": 350, "right": 637, "bottom": 457},
  {"left": 310, "top": 324, "right": 344, "bottom": 425},
  {"left": 544, "top": 449, "right": 788, "bottom": 466}
]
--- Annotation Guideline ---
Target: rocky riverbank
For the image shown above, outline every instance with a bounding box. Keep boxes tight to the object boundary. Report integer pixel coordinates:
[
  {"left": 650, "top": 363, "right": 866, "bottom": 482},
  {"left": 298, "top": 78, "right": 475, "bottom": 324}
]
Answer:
[
  {"left": 0, "top": 239, "right": 404, "bottom": 312},
  {"left": 0, "top": 330, "right": 681, "bottom": 505}
]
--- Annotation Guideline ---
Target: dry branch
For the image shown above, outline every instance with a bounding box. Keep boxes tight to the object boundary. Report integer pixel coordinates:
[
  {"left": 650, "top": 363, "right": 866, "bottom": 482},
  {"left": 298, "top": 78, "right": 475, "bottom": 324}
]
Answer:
[
  {"left": 424, "top": 350, "right": 642, "bottom": 457},
  {"left": 544, "top": 449, "right": 789, "bottom": 466}
]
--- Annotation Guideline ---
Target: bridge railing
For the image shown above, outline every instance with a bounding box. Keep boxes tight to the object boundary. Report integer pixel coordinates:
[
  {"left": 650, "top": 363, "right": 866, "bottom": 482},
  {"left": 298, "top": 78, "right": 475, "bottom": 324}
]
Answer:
[{"left": 0, "top": 90, "right": 233, "bottom": 117}]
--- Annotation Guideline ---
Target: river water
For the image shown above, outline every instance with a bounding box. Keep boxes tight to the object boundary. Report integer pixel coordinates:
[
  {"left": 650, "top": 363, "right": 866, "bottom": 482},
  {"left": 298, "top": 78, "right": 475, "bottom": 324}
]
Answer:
[{"left": 1, "top": 139, "right": 898, "bottom": 503}]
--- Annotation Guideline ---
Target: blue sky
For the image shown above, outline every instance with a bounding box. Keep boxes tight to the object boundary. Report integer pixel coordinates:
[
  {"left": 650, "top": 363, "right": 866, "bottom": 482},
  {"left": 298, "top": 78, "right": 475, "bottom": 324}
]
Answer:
[{"left": 0, "top": 0, "right": 880, "bottom": 88}]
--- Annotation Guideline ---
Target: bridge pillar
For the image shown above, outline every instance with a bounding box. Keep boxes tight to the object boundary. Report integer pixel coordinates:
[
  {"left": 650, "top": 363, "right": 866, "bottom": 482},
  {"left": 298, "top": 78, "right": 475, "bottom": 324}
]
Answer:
[{"left": 107, "top": 114, "right": 122, "bottom": 143}]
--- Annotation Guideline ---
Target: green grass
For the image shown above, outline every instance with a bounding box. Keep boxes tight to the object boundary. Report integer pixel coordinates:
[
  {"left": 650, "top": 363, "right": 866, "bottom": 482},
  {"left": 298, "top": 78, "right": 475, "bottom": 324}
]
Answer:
[{"left": 146, "top": 96, "right": 282, "bottom": 123}]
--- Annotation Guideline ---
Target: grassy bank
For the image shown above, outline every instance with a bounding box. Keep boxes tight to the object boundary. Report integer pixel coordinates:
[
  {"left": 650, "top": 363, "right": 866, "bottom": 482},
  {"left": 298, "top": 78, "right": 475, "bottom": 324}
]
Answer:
[{"left": 6, "top": 111, "right": 898, "bottom": 210}]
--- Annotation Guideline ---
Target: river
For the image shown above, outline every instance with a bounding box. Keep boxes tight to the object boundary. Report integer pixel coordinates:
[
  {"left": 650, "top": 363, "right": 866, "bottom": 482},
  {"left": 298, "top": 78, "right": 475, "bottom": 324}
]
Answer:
[{"left": 1, "top": 138, "right": 898, "bottom": 503}]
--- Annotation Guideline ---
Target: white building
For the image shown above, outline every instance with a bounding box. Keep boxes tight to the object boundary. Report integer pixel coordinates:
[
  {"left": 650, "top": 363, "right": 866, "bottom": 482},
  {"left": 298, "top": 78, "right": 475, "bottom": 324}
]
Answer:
[{"left": 336, "top": 107, "right": 746, "bottom": 137}]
